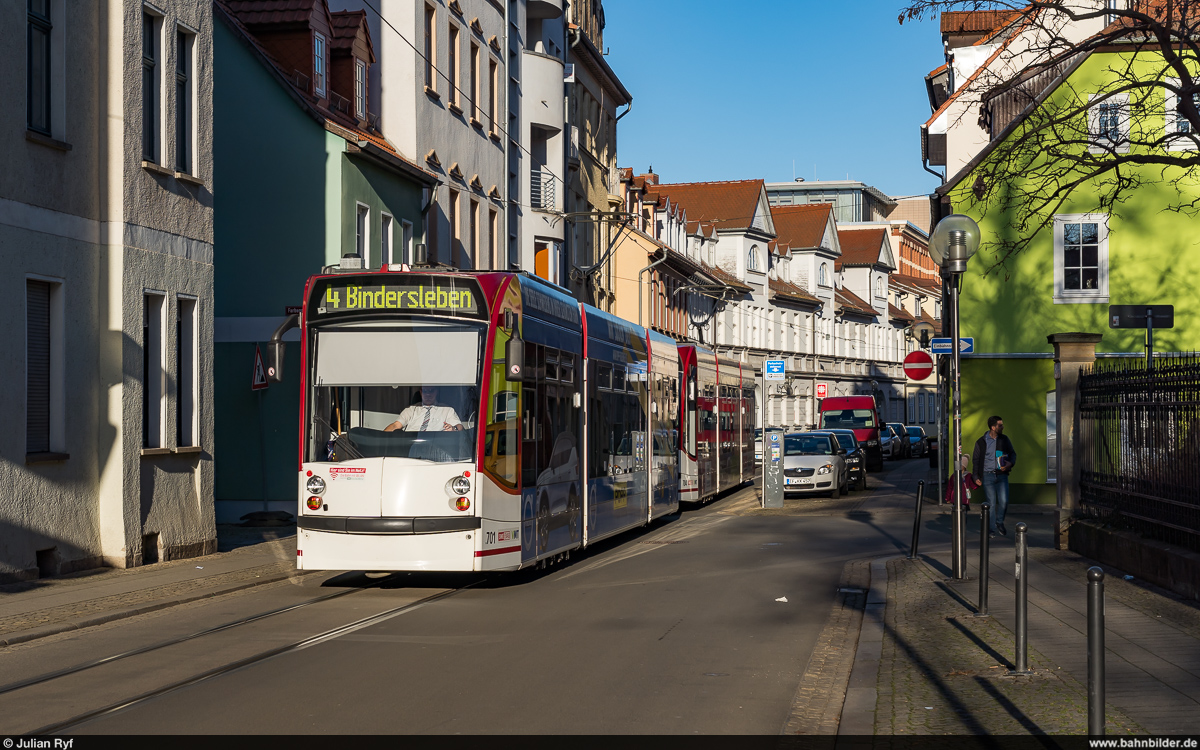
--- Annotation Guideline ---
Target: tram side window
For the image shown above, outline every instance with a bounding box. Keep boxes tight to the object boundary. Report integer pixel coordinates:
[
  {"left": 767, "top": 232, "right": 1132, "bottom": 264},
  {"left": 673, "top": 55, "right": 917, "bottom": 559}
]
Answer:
[
  {"left": 521, "top": 343, "right": 542, "bottom": 486},
  {"left": 588, "top": 359, "right": 607, "bottom": 479}
]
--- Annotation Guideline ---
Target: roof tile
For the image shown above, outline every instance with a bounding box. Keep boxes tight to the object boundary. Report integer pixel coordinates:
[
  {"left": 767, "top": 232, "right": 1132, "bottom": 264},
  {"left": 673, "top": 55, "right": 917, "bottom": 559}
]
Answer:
[
  {"left": 770, "top": 204, "right": 830, "bottom": 249},
  {"left": 651, "top": 180, "right": 766, "bottom": 232}
]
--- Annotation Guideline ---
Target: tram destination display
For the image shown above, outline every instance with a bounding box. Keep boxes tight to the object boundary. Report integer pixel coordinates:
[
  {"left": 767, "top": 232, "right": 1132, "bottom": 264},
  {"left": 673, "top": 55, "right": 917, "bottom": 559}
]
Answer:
[{"left": 309, "top": 275, "right": 485, "bottom": 319}]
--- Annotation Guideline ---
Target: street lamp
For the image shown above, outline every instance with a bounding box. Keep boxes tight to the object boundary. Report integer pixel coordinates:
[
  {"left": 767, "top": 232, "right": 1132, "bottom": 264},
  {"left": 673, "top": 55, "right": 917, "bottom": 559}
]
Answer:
[{"left": 929, "top": 214, "right": 980, "bottom": 581}]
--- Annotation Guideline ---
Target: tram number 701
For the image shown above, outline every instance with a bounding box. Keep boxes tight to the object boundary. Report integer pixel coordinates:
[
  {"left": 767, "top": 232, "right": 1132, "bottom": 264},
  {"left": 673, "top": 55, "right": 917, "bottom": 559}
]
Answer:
[{"left": 485, "top": 531, "right": 497, "bottom": 545}]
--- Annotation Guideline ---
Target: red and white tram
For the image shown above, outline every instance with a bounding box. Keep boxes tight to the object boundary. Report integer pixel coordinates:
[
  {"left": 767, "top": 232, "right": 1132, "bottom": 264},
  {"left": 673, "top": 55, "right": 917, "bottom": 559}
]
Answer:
[{"left": 283, "top": 269, "right": 755, "bottom": 572}]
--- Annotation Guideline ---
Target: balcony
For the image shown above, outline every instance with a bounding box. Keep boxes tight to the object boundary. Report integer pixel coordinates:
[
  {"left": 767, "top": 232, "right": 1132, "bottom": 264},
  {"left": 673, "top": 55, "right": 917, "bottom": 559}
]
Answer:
[{"left": 530, "top": 168, "right": 557, "bottom": 212}]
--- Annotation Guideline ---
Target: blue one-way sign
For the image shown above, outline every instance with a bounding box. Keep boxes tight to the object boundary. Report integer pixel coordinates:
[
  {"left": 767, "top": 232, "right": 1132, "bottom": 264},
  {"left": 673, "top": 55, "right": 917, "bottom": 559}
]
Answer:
[{"left": 931, "top": 337, "right": 974, "bottom": 355}]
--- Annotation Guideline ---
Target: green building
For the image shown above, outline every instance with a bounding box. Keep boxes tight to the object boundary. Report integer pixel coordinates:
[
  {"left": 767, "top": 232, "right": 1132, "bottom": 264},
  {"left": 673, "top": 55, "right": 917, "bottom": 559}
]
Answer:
[
  {"left": 213, "top": 1, "right": 437, "bottom": 521},
  {"left": 937, "top": 47, "right": 1200, "bottom": 504}
]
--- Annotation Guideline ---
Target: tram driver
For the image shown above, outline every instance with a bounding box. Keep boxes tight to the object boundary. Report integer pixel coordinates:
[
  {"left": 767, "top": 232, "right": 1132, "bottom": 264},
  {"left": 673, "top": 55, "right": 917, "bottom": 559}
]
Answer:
[{"left": 383, "top": 386, "right": 464, "bottom": 432}]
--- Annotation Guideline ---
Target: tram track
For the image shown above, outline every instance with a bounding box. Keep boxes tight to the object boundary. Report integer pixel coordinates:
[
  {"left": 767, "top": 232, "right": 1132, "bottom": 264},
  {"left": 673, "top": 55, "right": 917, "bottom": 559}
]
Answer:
[{"left": 7, "top": 575, "right": 481, "bottom": 735}]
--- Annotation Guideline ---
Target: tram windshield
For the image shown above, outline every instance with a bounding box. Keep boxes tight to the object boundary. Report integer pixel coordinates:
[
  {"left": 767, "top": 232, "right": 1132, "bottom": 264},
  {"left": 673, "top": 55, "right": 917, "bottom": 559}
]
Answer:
[{"left": 307, "top": 320, "right": 484, "bottom": 463}]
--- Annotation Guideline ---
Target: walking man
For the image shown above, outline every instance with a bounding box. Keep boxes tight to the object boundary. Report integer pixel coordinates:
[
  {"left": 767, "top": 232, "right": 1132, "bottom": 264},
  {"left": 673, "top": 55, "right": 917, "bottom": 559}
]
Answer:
[{"left": 972, "top": 415, "right": 1016, "bottom": 536}]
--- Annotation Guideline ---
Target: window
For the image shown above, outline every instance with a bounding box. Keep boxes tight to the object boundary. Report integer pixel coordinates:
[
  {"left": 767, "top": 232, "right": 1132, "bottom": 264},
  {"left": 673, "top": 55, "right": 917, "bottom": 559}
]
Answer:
[
  {"left": 448, "top": 25, "right": 459, "bottom": 107},
  {"left": 449, "top": 189, "right": 460, "bottom": 259},
  {"left": 401, "top": 219, "right": 414, "bottom": 265},
  {"left": 469, "top": 199, "right": 479, "bottom": 266},
  {"left": 818, "top": 263, "right": 830, "bottom": 287},
  {"left": 175, "top": 28, "right": 192, "bottom": 174},
  {"left": 356, "top": 203, "right": 369, "bottom": 258},
  {"left": 489, "top": 208, "right": 499, "bottom": 270},
  {"left": 747, "top": 246, "right": 761, "bottom": 273},
  {"left": 470, "top": 42, "right": 479, "bottom": 120},
  {"left": 141, "top": 11, "right": 159, "bottom": 161},
  {"left": 1088, "top": 93, "right": 1128, "bottom": 152},
  {"left": 875, "top": 276, "right": 883, "bottom": 298},
  {"left": 1053, "top": 214, "right": 1109, "bottom": 303},
  {"left": 488, "top": 59, "right": 498, "bottom": 133},
  {"left": 27, "top": 278, "right": 64, "bottom": 457},
  {"left": 354, "top": 58, "right": 367, "bottom": 120},
  {"left": 423, "top": 4, "right": 436, "bottom": 91},
  {"left": 176, "top": 296, "right": 198, "bottom": 447},
  {"left": 143, "top": 293, "right": 166, "bottom": 449},
  {"left": 28, "top": 0, "right": 52, "bottom": 134},
  {"left": 1165, "top": 78, "right": 1198, "bottom": 150},
  {"left": 907, "top": 395, "right": 915, "bottom": 423},
  {"left": 381, "top": 213, "right": 393, "bottom": 265},
  {"left": 313, "top": 32, "right": 326, "bottom": 96}
]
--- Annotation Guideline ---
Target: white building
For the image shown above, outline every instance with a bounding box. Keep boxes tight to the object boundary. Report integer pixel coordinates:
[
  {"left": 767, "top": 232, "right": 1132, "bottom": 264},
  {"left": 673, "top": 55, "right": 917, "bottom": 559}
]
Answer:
[{"left": 1, "top": 0, "right": 216, "bottom": 580}]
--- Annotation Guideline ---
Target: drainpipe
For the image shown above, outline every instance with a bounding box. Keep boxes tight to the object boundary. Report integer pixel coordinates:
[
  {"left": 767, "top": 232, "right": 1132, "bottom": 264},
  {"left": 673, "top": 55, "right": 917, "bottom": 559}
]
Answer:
[
  {"left": 638, "top": 250, "right": 669, "bottom": 329},
  {"left": 616, "top": 102, "right": 632, "bottom": 121}
]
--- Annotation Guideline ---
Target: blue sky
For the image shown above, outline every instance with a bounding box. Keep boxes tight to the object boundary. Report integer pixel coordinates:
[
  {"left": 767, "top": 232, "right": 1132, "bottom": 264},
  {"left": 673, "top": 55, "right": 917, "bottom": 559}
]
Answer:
[{"left": 603, "top": 0, "right": 944, "bottom": 198}]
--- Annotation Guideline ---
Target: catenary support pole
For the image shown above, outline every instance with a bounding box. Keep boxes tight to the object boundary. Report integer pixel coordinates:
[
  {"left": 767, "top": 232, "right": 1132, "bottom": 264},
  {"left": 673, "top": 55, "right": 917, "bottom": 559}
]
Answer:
[
  {"left": 1010, "top": 522, "right": 1030, "bottom": 674},
  {"left": 1088, "top": 566, "right": 1106, "bottom": 736},
  {"left": 909, "top": 481, "right": 925, "bottom": 559},
  {"left": 977, "top": 503, "right": 990, "bottom": 616}
]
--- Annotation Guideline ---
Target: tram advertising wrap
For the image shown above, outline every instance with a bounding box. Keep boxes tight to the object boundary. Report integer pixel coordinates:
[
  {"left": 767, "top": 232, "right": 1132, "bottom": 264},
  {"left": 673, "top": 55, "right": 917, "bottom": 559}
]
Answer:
[{"left": 295, "top": 270, "right": 755, "bottom": 573}]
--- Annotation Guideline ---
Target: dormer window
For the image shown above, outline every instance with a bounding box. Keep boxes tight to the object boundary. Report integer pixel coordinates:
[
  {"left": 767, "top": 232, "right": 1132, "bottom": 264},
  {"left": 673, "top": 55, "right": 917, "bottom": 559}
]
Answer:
[
  {"left": 818, "top": 263, "right": 830, "bottom": 287},
  {"left": 747, "top": 245, "right": 761, "bottom": 273},
  {"left": 354, "top": 58, "right": 367, "bottom": 119},
  {"left": 314, "top": 33, "right": 326, "bottom": 96}
]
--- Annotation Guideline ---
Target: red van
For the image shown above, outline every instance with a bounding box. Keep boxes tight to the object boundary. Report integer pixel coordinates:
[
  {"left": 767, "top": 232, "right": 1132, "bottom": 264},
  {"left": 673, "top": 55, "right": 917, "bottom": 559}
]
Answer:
[{"left": 818, "top": 396, "right": 883, "bottom": 471}]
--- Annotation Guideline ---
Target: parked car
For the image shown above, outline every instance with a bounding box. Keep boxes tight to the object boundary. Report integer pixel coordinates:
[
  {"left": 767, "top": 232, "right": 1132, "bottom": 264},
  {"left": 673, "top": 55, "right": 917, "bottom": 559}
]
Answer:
[
  {"left": 814, "top": 429, "right": 867, "bottom": 491},
  {"left": 880, "top": 426, "right": 897, "bottom": 460},
  {"left": 782, "top": 432, "right": 849, "bottom": 498},
  {"left": 906, "top": 426, "right": 930, "bottom": 458},
  {"left": 886, "top": 423, "right": 911, "bottom": 459},
  {"left": 818, "top": 396, "right": 883, "bottom": 471}
]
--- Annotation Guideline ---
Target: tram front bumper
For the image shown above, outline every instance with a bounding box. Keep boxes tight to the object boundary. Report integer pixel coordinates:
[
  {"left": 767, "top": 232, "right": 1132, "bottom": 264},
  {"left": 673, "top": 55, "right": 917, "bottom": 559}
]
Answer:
[{"left": 297, "top": 523, "right": 478, "bottom": 572}]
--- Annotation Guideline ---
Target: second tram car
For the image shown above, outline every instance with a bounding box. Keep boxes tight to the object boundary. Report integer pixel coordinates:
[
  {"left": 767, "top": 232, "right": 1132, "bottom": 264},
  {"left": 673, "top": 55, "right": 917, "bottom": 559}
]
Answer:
[{"left": 292, "top": 269, "right": 753, "bottom": 573}]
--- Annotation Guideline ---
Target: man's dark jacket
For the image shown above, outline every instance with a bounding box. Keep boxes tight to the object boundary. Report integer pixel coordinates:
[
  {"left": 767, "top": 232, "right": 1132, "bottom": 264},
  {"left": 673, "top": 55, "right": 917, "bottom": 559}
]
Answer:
[{"left": 972, "top": 432, "right": 1016, "bottom": 475}]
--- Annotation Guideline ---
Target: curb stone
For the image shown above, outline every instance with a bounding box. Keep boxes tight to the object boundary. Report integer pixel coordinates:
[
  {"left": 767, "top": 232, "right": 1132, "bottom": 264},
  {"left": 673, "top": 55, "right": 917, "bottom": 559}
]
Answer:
[{"left": 781, "top": 558, "right": 870, "bottom": 734}]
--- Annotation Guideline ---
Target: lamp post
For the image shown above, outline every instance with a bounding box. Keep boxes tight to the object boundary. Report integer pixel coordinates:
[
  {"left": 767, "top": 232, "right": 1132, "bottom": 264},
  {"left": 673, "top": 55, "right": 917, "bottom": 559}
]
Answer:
[{"left": 928, "top": 214, "right": 980, "bottom": 581}]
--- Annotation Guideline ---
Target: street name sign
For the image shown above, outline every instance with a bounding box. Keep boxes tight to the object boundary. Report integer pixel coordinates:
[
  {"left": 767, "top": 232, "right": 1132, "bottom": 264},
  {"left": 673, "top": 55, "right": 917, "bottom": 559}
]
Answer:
[
  {"left": 764, "top": 359, "right": 786, "bottom": 381},
  {"left": 931, "top": 337, "right": 974, "bottom": 355},
  {"left": 1109, "top": 305, "right": 1174, "bottom": 329},
  {"left": 903, "top": 351, "right": 935, "bottom": 381}
]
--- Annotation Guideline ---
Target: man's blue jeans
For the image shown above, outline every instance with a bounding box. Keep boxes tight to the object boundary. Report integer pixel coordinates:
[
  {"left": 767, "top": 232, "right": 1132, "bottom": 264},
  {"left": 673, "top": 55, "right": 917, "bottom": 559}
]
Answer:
[{"left": 981, "top": 472, "right": 1010, "bottom": 533}]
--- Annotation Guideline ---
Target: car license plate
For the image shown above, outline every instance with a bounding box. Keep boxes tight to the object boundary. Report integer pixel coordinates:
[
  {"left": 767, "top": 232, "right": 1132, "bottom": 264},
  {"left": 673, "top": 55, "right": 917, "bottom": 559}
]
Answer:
[{"left": 785, "top": 478, "right": 811, "bottom": 486}]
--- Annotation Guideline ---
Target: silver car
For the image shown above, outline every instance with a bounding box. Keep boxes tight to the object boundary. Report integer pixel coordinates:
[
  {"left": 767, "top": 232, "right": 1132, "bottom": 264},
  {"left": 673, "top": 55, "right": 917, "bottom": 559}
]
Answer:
[{"left": 783, "top": 432, "right": 849, "bottom": 498}]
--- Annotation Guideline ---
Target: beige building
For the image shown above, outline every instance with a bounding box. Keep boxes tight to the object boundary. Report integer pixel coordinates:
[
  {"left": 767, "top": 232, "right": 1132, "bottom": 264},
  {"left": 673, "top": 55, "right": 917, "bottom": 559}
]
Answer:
[
  {"left": 1, "top": 0, "right": 216, "bottom": 580},
  {"left": 564, "top": 0, "right": 631, "bottom": 309}
]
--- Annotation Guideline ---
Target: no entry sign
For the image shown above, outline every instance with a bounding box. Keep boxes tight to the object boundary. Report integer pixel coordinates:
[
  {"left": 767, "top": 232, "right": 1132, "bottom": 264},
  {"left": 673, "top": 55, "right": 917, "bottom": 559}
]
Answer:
[{"left": 903, "top": 351, "right": 935, "bottom": 381}]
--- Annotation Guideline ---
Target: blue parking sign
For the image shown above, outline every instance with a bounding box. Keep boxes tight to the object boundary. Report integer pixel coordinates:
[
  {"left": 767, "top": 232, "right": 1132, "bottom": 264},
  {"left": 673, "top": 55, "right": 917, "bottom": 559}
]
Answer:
[{"left": 764, "top": 359, "right": 785, "bottom": 381}]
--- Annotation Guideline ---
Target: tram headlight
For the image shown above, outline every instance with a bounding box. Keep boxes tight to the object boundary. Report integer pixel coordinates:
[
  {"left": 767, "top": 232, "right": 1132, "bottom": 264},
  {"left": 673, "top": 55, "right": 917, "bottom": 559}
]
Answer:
[
  {"left": 306, "top": 476, "right": 326, "bottom": 495},
  {"left": 448, "top": 475, "right": 471, "bottom": 496},
  {"left": 817, "top": 464, "right": 833, "bottom": 475}
]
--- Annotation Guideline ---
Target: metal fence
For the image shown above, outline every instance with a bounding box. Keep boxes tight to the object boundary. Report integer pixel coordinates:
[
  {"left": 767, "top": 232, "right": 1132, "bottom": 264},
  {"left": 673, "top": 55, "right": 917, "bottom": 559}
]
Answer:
[
  {"left": 1078, "top": 353, "right": 1200, "bottom": 552},
  {"left": 530, "top": 169, "right": 556, "bottom": 212}
]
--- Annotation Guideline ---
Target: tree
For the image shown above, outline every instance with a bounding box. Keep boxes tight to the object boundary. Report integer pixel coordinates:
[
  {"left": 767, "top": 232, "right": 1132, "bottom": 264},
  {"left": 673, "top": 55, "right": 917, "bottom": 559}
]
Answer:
[{"left": 902, "top": 1, "right": 1200, "bottom": 270}]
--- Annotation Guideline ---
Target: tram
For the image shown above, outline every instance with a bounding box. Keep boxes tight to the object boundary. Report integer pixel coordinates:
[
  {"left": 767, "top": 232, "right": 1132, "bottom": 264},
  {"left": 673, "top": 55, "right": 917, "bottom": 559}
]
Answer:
[{"left": 284, "top": 268, "right": 755, "bottom": 573}]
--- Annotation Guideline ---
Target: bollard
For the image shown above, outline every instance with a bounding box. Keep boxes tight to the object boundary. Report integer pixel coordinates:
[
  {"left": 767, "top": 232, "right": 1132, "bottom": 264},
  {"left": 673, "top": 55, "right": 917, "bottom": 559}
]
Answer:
[
  {"left": 1009, "top": 522, "right": 1031, "bottom": 674},
  {"left": 1088, "top": 566, "right": 1106, "bottom": 736},
  {"left": 908, "top": 481, "right": 925, "bottom": 560},
  {"left": 976, "top": 503, "right": 990, "bottom": 616}
]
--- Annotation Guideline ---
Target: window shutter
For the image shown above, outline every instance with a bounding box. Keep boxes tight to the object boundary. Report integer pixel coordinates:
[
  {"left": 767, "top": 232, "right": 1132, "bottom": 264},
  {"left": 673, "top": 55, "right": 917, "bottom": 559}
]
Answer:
[{"left": 27, "top": 280, "right": 51, "bottom": 454}]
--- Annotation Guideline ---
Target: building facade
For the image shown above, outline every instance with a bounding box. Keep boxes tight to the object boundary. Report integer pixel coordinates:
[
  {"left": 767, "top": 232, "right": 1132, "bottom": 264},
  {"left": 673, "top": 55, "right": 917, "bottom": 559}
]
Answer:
[
  {"left": 564, "top": 0, "right": 631, "bottom": 308},
  {"left": 2, "top": 0, "right": 217, "bottom": 580}
]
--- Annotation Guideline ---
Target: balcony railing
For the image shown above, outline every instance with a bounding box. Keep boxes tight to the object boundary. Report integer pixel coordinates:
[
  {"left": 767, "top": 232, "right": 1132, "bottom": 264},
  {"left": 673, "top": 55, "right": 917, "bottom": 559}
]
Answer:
[{"left": 530, "top": 168, "right": 556, "bottom": 212}]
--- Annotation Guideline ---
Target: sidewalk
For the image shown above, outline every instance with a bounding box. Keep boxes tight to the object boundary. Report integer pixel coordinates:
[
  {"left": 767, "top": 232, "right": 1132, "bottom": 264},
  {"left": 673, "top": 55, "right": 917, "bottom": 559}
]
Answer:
[
  {"left": 0, "top": 526, "right": 299, "bottom": 647},
  {"left": 863, "top": 504, "right": 1200, "bottom": 734}
]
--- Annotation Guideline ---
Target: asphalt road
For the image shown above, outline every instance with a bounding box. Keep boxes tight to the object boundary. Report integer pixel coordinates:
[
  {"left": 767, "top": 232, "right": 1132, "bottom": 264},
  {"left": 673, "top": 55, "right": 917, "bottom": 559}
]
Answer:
[{"left": 3, "top": 459, "right": 936, "bottom": 735}]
